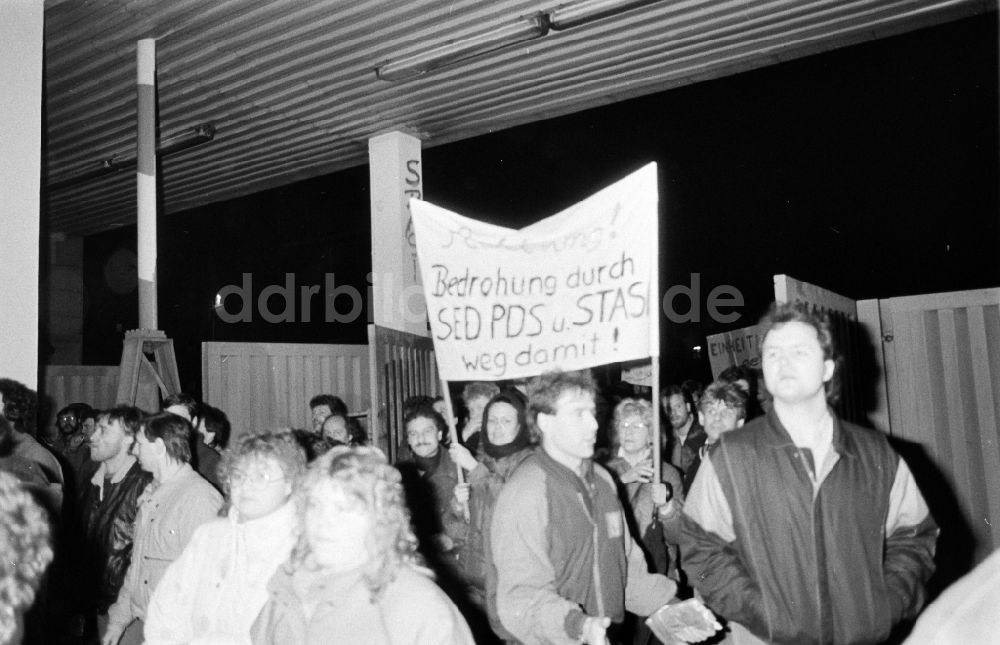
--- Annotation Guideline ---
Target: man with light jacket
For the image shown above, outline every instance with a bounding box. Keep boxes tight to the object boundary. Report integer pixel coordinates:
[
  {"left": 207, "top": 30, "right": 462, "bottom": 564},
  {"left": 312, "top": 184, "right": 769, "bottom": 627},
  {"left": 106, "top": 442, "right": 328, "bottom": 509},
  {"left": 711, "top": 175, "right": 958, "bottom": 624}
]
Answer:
[{"left": 103, "top": 412, "right": 222, "bottom": 645}]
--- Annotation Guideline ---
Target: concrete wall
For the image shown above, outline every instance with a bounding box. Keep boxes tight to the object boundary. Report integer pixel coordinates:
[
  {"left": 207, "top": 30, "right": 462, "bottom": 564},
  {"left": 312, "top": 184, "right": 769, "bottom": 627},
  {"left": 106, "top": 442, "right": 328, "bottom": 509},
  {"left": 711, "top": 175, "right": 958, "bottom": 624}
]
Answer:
[{"left": 0, "top": 0, "right": 43, "bottom": 388}]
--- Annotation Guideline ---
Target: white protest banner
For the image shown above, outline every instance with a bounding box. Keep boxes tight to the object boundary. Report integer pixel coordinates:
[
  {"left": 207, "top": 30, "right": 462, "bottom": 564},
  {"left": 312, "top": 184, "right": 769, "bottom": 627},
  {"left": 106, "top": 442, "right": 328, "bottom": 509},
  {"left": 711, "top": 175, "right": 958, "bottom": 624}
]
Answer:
[
  {"left": 410, "top": 163, "right": 659, "bottom": 381},
  {"left": 706, "top": 324, "right": 766, "bottom": 379}
]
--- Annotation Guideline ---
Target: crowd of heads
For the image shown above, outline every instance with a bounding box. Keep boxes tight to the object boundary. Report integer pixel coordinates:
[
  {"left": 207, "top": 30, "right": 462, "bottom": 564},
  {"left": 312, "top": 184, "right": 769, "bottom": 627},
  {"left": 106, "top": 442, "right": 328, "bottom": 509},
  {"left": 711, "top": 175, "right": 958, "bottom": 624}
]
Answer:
[{"left": 0, "top": 300, "right": 858, "bottom": 645}]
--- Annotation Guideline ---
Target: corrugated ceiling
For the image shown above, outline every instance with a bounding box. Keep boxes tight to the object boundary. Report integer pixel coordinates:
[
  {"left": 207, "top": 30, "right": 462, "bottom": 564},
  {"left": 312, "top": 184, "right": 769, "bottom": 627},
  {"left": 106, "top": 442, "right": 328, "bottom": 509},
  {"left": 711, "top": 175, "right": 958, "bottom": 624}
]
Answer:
[{"left": 42, "top": 0, "right": 992, "bottom": 235}]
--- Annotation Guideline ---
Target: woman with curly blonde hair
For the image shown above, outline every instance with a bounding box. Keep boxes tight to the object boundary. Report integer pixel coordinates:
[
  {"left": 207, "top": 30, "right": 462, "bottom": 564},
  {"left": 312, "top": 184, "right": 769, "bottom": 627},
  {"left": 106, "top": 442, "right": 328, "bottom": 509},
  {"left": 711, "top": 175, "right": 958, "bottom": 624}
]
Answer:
[
  {"left": 0, "top": 470, "right": 53, "bottom": 645},
  {"left": 143, "top": 431, "right": 305, "bottom": 644},
  {"left": 252, "top": 446, "right": 474, "bottom": 644}
]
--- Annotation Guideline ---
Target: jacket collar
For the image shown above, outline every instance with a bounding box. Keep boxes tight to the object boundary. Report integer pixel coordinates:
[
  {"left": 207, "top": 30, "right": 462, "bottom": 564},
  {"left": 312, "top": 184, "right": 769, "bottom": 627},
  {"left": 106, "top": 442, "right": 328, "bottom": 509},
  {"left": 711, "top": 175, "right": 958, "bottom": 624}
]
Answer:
[
  {"left": 536, "top": 448, "right": 594, "bottom": 502},
  {"left": 90, "top": 456, "right": 140, "bottom": 487},
  {"left": 267, "top": 557, "right": 369, "bottom": 610},
  {"left": 228, "top": 498, "right": 297, "bottom": 533},
  {"left": 481, "top": 445, "right": 533, "bottom": 475},
  {"left": 617, "top": 445, "right": 651, "bottom": 466},
  {"left": 761, "top": 408, "right": 858, "bottom": 459}
]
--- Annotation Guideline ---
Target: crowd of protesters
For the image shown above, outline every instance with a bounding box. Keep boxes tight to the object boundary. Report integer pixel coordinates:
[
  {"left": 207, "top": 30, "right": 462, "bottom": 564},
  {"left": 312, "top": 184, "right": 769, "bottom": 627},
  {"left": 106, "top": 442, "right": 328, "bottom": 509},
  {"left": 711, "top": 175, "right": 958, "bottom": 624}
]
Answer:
[{"left": 5, "top": 302, "right": 999, "bottom": 644}]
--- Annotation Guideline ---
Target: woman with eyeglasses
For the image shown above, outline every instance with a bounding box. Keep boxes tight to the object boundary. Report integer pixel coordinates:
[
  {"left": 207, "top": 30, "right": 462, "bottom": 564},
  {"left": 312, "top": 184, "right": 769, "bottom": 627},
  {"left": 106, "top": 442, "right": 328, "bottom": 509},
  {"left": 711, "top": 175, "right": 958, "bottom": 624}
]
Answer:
[
  {"left": 252, "top": 446, "right": 474, "bottom": 644},
  {"left": 143, "top": 431, "right": 305, "bottom": 644},
  {"left": 604, "top": 398, "right": 686, "bottom": 644}
]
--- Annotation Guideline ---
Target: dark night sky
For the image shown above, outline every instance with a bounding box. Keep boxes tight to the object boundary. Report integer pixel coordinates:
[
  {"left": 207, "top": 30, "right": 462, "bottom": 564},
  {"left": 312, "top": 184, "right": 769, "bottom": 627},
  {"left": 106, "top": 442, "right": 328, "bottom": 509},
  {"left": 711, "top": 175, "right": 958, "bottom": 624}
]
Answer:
[{"left": 80, "top": 14, "right": 999, "bottom": 394}]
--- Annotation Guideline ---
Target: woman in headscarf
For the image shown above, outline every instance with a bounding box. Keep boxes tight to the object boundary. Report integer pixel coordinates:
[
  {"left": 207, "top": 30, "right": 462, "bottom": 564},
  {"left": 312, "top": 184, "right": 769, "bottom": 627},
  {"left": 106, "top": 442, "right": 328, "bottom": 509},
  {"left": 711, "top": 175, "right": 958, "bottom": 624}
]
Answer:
[
  {"left": 143, "top": 431, "right": 305, "bottom": 644},
  {"left": 251, "top": 446, "right": 474, "bottom": 644},
  {"left": 449, "top": 389, "right": 534, "bottom": 640}
]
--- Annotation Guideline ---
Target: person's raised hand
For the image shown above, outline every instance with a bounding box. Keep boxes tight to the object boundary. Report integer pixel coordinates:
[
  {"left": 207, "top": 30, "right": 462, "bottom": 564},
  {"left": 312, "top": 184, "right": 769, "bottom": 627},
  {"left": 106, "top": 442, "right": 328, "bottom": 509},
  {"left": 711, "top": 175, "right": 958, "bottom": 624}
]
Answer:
[
  {"left": 582, "top": 616, "right": 611, "bottom": 645},
  {"left": 449, "top": 443, "right": 478, "bottom": 471},
  {"left": 620, "top": 459, "right": 654, "bottom": 484}
]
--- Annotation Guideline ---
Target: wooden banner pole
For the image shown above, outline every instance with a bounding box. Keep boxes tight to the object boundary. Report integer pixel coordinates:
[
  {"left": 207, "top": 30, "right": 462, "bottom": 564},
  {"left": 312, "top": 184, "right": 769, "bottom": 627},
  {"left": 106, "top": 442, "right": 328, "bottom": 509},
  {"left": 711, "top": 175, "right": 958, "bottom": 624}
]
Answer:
[
  {"left": 440, "top": 377, "right": 470, "bottom": 521},
  {"left": 651, "top": 355, "right": 662, "bottom": 483}
]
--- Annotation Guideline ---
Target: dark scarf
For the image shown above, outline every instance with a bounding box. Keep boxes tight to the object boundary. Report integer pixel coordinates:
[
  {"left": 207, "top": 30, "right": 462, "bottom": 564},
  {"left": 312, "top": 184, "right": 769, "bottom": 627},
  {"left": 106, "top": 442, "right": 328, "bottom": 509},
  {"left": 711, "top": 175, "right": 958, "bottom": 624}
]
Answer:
[
  {"left": 482, "top": 424, "right": 531, "bottom": 460},
  {"left": 412, "top": 447, "right": 442, "bottom": 477}
]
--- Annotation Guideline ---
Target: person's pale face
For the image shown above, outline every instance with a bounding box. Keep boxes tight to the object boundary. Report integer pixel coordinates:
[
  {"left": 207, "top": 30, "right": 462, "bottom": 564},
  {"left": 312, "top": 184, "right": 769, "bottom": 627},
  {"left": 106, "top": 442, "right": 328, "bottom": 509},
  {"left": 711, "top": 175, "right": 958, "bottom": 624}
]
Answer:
[
  {"left": 540, "top": 389, "right": 598, "bottom": 465},
  {"left": 165, "top": 404, "right": 192, "bottom": 422},
  {"left": 131, "top": 430, "right": 160, "bottom": 473},
  {"left": 229, "top": 456, "right": 292, "bottom": 522},
  {"left": 762, "top": 321, "right": 834, "bottom": 406},
  {"left": 305, "top": 482, "right": 371, "bottom": 573},
  {"left": 406, "top": 416, "right": 441, "bottom": 458},
  {"left": 699, "top": 401, "right": 744, "bottom": 442},
  {"left": 465, "top": 396, "right": 490, "bottom": 431},
  {"left": 486, "top": 401, "right": 520, "bottom": 445},
  {"left": 89, "top": 416, "right": 132, "bottom": 463},
  {"left": 322, "top": 416, "right": 350, "bottom": 443},
  {"left": 667, "top": 394, "right": 690, "bottom": 430},
  {"left": 311, "top": 404, "right": 332, "bottom": 432},
  {"left": 618, "top": 413, "right": 651, "bottom": 454}
]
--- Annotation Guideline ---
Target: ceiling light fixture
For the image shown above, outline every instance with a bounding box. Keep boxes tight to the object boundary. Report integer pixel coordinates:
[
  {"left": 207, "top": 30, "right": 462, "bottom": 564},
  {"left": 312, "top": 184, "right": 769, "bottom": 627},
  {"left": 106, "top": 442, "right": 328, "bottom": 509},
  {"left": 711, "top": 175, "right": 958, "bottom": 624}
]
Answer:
[
  {"left": 375, "top": 14, "right": 548, "bottom": 82},
  {"left": 548, "top": 0, "right": 663, "bottom": 30},
  {"left": 48, "top": 123, "right": 216, "bottom": 191}
]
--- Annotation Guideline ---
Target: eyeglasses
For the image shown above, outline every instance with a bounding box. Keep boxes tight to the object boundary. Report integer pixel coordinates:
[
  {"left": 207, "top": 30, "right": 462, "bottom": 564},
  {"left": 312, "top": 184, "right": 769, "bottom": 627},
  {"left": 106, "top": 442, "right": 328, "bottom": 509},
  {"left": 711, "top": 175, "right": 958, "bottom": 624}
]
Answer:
[
  {"left": 702, "top": 405, "right": 738, "bottom": 420},
  {"left": 230, "top": 469, "right": 285, "bottom": 487},
  {"left": 620, "top": 422, "right": 649, "bottom": 432}
]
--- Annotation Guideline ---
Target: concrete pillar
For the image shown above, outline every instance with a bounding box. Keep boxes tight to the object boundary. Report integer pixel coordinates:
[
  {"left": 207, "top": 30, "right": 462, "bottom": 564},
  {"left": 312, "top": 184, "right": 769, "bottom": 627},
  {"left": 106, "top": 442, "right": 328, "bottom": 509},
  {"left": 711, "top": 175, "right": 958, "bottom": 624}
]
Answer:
[
  {"left": 0, "top": 0, "right": 44, "bottom": 388},
  {"left": 368, "top": 131, "right": 428, "bottom": 335}
]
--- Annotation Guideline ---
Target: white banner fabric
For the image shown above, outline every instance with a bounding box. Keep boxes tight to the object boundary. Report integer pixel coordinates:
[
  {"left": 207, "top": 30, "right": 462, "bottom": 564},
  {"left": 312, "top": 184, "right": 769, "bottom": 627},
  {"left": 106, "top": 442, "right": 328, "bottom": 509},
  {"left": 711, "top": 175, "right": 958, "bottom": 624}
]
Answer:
[{"left": 410, "top": 163, "right": 659, "bottom": 381}]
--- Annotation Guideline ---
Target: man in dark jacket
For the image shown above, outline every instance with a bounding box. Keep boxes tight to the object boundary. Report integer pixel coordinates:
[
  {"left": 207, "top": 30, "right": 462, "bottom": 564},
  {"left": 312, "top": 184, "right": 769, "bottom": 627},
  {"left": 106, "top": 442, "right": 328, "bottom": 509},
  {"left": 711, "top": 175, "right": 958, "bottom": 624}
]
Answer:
[
  {"left": 81, "top": 405, "right": 152, "bottom": 638},
  {"left": 397, "top": 403, "right": 466, "bottom": 558},
  {"left": 662, "top": 383, "right": 705, "bottom": 481},
  {"left": 681, "top": 303, "right": 938, "bottom": 644}
]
